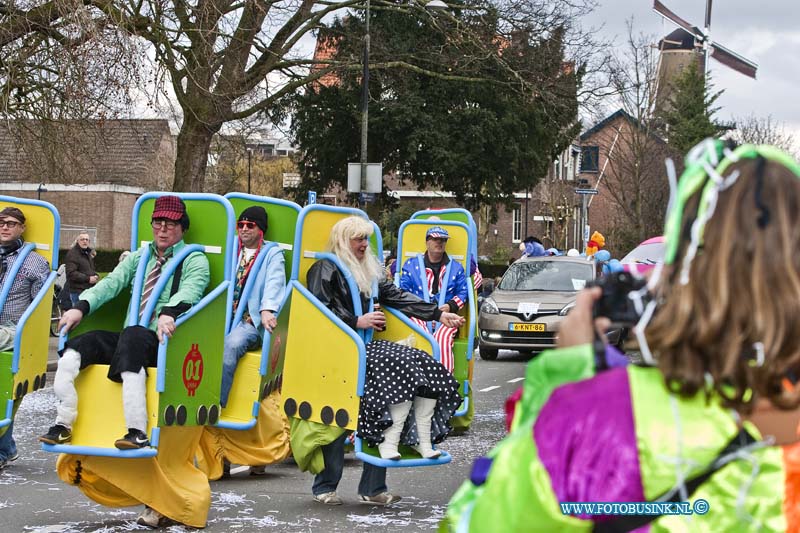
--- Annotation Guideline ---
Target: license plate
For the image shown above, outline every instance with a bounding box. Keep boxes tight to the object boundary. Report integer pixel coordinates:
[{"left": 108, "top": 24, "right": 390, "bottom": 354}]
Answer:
[{"left": 509, "top": 323, "right": 545, "bottom": 332}]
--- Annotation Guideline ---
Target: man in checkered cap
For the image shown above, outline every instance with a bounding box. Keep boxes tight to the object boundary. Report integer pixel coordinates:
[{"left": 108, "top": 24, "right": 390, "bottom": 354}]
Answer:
[
  {"left": 400, "top": 225, "right": 469, "bottom": 374},
  {"left": 0, "top": 205, "right": 50, "bottom": 470},
  {"left": 40, "top": 195, "right": 210, "bottom": 453}
]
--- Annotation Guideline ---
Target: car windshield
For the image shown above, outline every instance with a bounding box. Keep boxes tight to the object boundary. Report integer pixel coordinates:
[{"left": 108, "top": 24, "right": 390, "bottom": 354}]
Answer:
[
  {"left": 621, "top": 242, "right": 665, "bottom": 265},
  {"left": 499, "top": 261, "right": 593, "bottom": 291}
]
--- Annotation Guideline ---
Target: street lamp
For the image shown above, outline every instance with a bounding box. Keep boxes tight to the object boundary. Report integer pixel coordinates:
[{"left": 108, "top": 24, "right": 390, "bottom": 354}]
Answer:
[
  {"left": 37, "top": 183, "right": 47, "bottom": 200},
  {"left": 246, "top": 148, "right": 253, "bottom": 194},
  {"left": 357, "top": 0, "right": 448, "bottom": 195}
]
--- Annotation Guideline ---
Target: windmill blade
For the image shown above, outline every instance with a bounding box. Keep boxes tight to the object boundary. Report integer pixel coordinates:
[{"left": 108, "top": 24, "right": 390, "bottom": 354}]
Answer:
[
  {"left": 705, "top": 0, "right": 713, "bottom": 30},
  {"left": 653, "top": 0, "right": 704, "bottom": 40},
  {"left": 710, "top": 42, "right": 758, "bottom": 79}
]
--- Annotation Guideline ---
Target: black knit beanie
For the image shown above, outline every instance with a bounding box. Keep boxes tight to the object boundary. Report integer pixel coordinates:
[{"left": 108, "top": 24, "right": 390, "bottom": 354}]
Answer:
[{"left": 238, "top": 206, "right": 268, "bottom": 233}]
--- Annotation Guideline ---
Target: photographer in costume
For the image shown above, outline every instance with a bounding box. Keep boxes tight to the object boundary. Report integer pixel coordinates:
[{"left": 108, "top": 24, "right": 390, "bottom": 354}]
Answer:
[{"left": 445, "top": 140, "right": 800, "bottom": 532}]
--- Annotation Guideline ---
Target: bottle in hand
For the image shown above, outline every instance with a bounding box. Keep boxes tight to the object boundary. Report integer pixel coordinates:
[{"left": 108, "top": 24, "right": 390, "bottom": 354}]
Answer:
[{"left": 373, "top": 302, "right": 386, "bottom": 332}]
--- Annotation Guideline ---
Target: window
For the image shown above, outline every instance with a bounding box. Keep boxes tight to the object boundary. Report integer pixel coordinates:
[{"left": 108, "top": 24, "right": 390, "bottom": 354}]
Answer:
[
  {"left": 512, "top": 205, "right": 522, "bottom": 243},
  {"left": 580, "top": 145, "right": 599, "bottom": 173}
]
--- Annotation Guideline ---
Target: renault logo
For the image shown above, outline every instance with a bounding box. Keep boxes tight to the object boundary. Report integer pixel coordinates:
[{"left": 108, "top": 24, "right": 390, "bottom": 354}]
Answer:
[{"left": 522, "top": 312, "right": 535, "bottom": 321}]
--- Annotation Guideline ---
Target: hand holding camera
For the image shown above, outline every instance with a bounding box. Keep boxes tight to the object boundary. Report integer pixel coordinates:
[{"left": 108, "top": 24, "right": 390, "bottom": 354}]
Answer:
[{"left": 587, "top": 271, "right": 650, "bottom": 327}]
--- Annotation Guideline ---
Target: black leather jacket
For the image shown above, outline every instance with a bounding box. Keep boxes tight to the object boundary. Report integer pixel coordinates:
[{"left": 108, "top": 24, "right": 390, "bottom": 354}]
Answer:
[{"left": 306, "top": 259, "right": 443, "bottom": 331}]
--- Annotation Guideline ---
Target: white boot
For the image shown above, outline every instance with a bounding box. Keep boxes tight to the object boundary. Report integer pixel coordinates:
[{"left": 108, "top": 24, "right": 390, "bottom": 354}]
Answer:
[
  {"left": 121, "top": 368, "right": 148, "bottom": 432},
  {"left": 54, "top": 349, "right": 81, "bottom": 428},
  {"left": 412, "top": 397, "right": 442, "bottom": 459},
  {"left": 378, "top": 401, "right": 412, "bottom": 460}
]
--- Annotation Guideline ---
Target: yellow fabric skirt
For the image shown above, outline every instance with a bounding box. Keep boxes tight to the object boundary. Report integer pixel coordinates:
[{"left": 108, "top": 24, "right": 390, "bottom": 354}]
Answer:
[
  {"left": 55, "top": 425, "right": 210, "bottom": 528},
  {"left": 195, "top": 390, "right": 291, "bottom": 480}
]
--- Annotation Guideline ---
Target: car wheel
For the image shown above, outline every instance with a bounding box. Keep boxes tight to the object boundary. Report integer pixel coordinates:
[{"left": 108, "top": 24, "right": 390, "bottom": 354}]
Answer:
[{"left": 479, "top": 346, "right": 498, "bottom": 360}]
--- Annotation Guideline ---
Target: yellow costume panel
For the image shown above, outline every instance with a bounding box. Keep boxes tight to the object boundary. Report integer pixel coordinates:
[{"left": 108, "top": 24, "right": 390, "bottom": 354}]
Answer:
[
  {"left": 56, "top": 426, "right": 210, "bottom": 528},
  {"left": 196, "top": 390, "right": 291, "bottom": 480}
]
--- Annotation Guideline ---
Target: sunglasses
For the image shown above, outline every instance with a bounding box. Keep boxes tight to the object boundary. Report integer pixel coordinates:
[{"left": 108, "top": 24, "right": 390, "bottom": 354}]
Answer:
[{"left": 237, "top": 221, "right": 260, "bottom": 230}]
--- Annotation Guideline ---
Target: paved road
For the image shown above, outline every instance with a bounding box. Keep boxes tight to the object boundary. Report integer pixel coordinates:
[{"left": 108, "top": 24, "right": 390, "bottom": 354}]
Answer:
[{"left": 2, "top": 350, "right": 533, "bottom": 532}]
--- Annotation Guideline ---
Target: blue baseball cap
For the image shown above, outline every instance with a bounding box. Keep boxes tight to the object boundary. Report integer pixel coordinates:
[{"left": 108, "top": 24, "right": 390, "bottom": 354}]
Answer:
[{"left": 426, "top": 226, "right": 450, "bottom": 240}]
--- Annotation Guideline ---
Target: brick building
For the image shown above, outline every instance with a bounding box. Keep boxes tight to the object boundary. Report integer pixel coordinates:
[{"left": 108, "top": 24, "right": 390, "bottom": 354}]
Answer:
[
  {"left": 577, "top": 109, "right": 670, "bottom": 257},
  {"left": 0, "top": 120, "right": 176, "bottom": 249}
]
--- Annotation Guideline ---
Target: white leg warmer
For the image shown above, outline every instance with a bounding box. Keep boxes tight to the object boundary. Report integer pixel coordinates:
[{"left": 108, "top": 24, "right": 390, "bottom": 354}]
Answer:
[
  {"left": 54, "top": 349, "right": 81, "bottom": 428},
  {"left": 412, "top": 397, "right": 442, "bottom": 459},
  {"left": 121, "top": 369, "right": 148, "bottom": 432},
  {"left": 378, "top": 401, "right": 412, "bottom": 460}
]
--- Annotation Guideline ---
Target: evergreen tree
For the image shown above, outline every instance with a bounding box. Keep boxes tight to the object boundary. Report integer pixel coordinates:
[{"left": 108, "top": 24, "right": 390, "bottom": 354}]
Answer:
[
  {"left": 289, "top": 9, "right": 581, "bottom": 213},
  {"left": 662, "top": 64, "right": 727, "bottom": 154}
]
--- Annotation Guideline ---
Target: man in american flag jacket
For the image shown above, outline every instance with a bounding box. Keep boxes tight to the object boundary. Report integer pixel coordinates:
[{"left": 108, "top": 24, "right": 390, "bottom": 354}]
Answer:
[{"left": 399, "top": 226, "right": 468, "bottom": 374}]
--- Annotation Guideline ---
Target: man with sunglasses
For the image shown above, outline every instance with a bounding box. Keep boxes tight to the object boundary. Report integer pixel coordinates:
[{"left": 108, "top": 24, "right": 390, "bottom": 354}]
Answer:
[
  {"left": 40, "top": 195, "right": 210, "bottom": 452},
  {"left": 197, "top": 205, "right": 288, "bottom": 479},
  {"left": 0, "top": 206, "right": 50, "bottom": 469}
]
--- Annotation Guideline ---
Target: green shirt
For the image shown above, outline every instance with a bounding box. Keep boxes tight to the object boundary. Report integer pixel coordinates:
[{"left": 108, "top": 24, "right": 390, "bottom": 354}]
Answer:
[{"left": 80, "top": 239, "right": 210, "bottom": 330}]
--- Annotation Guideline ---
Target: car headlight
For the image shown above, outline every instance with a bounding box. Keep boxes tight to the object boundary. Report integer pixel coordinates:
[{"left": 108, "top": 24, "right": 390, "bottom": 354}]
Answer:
[
  {"left": 480, "top": 298, "right": 499, "bottom": 315},
  {"left": 559, "top": 302, "right": 575, "bottom": 316}
]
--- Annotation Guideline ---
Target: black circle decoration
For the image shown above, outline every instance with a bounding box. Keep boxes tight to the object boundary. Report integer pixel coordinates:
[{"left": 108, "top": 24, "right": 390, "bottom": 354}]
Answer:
[
  {"left": 320, "top": 406, "right": 334, "bottom": 425},
  {"left": 33, "top": 375, "right": 41, "bottom": 391},
  {"left": 176, "top": 405, "right": 187, "bottom": 426},
  {"left": 164, "top": 405, "right": 176, "bottom": 426},
  {"left": 298, "top": 401, "right": 312, "bottom": 420},
  {"left": 15, "top": 382, "right": 23, "bottom": 399},
  {"left": 335, "top": 409, "right": 349, "bottom": 428},
  {"left": 264, "top": 379, "right": 274, "bottom": 398},
  {"left": 284, "top": 398, "right": 297, "bottom": 417},
  {"left": 41, "top": 373, "right": 47, "bottom": 388},
  {"left": 197, "top": 405, "right": 208, "bottom": 425},
  {"left": 208, "top": 405, "right": 220, "bottom": 425},
  {"left": 22, "top": 380, "right": 29, "bottom": 395}
]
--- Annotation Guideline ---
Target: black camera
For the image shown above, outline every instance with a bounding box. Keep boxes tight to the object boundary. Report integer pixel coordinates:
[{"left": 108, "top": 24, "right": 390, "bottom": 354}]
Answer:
[{"left": 589, "top": 271, "right": 650, "bottom": 327}]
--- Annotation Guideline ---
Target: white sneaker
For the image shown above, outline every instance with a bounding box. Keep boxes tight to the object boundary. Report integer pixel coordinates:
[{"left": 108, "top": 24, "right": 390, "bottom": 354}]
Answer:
[
  {"left": 136, "top": 506, "right": 160, "bottom": 528},
  {"left": 359, "top": 492, "right": 402, "bottom": 505},
  {"left": 313, "top": 491, "right": 343, "bottom": 505},
  {"left": 136, "top": 506, "right": 177, "bottom": 528}
]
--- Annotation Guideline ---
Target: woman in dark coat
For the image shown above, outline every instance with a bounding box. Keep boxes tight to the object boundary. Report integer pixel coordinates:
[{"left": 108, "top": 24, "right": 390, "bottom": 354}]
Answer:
[{"left": 305, "top": 215, "right": 464, "bottom": 506}]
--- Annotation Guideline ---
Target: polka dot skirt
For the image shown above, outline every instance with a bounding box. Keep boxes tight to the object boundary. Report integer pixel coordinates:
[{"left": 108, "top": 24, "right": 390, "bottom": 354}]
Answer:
[{"left": 357, "top": 340, "right": 462, "bottom": 447}]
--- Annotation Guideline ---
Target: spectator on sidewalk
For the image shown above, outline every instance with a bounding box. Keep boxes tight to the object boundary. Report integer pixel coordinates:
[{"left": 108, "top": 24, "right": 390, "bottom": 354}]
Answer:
[{"left": 64, "top": 232, "right": 98, "bottom": 306}]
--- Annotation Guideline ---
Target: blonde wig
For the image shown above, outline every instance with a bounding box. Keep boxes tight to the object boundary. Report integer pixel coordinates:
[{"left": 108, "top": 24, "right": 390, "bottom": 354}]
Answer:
[{"left": 326, "top": 216, "right": 383, "bottom": 295}]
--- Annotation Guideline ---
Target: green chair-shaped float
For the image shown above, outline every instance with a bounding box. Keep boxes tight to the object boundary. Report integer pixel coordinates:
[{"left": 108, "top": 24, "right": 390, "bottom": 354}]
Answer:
[
  {"left": 41, "top": 193, "right": 235, "bottom": 458},
  {"left": 214, "top": 193, "right": 300, "bottom": 430},
  {"left": 281, "top": 204, "right": 451, "bottom": 467},
  {"left": 0, "top": 197, "right": 60, "bottom": 435}
]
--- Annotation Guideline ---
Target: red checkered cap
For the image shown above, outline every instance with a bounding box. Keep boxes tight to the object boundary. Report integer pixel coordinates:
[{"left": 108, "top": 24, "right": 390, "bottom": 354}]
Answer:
[{"left": 152, "top": 195, "right": 186, "bottom": 220}]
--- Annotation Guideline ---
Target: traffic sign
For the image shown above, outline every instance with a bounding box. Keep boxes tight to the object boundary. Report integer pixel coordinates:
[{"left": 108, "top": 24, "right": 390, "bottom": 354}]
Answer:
[
  {"left": 307, "top": 191, "right": 317, "bottom": 205},
  {"left": 575, "top": 188, "right": 598, "bottom": 195},
  {"left": 359, "top": 192, "right": 377, "bottom": 204}
]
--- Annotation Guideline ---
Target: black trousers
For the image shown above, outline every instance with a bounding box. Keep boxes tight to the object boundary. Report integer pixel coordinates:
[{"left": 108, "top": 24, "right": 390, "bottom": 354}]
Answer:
[{"left": 60, "top": 326, "right": 159, "bottom": 383}]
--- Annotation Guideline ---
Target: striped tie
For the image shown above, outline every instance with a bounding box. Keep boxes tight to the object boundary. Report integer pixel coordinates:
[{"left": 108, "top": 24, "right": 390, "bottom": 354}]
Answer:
[{"left": 139, "top": 254, "right": 169, "bottom": 322}]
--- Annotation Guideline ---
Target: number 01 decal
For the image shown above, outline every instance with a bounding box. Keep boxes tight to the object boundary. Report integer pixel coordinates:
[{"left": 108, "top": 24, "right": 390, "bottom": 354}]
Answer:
[{"left": 182, "top": 344, "right": 204, "bottom": 396}]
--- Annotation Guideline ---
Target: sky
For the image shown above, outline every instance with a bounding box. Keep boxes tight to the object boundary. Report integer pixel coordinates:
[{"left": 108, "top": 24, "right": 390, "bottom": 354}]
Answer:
[{"left": 584, "top": 0, "right": 800, "bottom": 139}]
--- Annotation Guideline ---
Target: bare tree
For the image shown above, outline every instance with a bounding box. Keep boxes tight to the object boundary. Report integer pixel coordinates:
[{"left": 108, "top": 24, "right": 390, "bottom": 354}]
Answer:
[
  {"left": 731, "top": 114, "right": 798, "bottom": 157},
  {"left": 0, "top": 0, "right": 608, "bottom": 193},
  {"left": 590, "top": 21, "right": 673, "bottom": 254}
]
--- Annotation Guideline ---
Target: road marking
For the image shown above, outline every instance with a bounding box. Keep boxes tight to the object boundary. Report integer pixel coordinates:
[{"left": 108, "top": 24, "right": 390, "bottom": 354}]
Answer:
[
  {"left": 508, "top": 377, "right": 525, "bottom": 383},
  {"left": 479, "top": 385, "right": 501, "bottom": 392}
]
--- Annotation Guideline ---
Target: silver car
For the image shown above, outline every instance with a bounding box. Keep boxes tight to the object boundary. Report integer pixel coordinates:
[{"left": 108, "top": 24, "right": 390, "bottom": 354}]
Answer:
[{"left": 478, "top": 256, "right": 598, "bottom": 360}]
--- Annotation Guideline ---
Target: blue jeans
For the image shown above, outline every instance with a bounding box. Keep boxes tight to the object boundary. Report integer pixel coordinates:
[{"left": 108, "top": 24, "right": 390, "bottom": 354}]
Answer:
[
  {"left": 220, "top": 322, "right": 261, "bottom": 407},
  {"left": 312, "top": 432, "right": 387, "bottom": 497},
  {"left": 69, "top": 292, "right": 81, "bottom": 306},
  {"left": 0, "top": 400, "right": 20, "bottom": 462}
]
